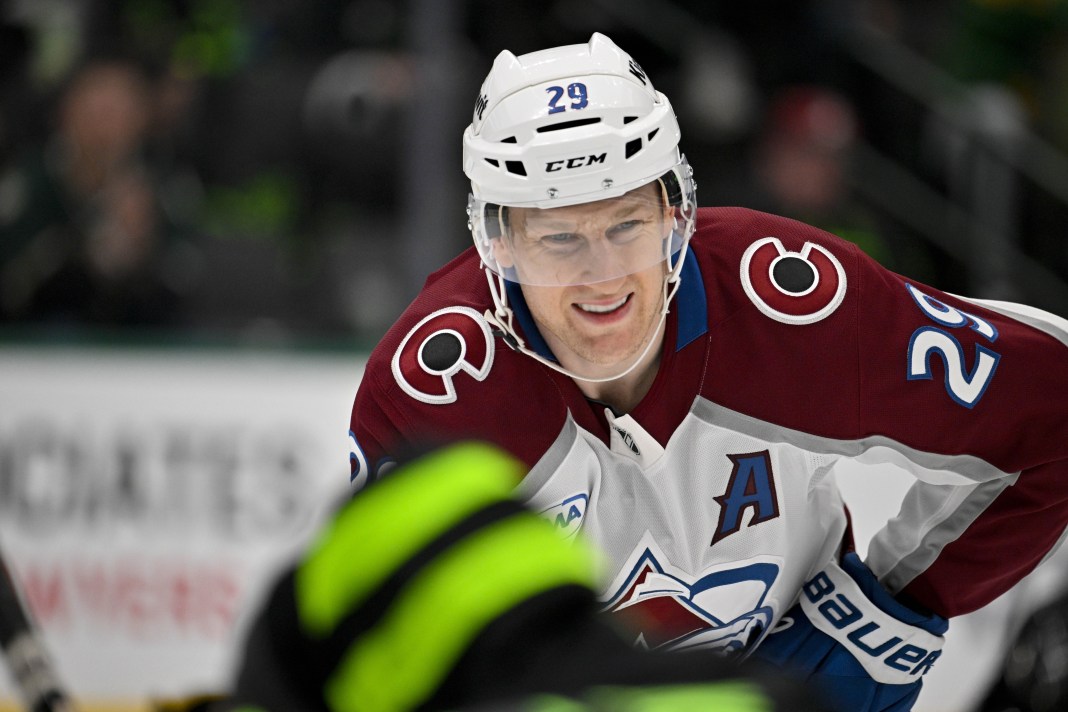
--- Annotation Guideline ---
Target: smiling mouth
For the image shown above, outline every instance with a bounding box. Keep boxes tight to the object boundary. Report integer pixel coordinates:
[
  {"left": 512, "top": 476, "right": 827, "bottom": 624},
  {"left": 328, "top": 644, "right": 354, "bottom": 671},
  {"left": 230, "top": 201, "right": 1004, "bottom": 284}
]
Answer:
[{"left": 576, "top": 294, "right": 630, "bottom": 314}]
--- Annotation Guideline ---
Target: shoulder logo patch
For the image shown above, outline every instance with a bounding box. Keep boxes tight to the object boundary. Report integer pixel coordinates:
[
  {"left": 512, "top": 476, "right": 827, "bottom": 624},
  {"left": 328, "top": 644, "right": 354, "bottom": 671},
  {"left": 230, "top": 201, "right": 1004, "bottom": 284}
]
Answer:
[
  {"left": 740, "top": 236, "right": 847, "bottom": 325},
  {"left": 391, "top": 306, "right": 495, "bottom": 404}
]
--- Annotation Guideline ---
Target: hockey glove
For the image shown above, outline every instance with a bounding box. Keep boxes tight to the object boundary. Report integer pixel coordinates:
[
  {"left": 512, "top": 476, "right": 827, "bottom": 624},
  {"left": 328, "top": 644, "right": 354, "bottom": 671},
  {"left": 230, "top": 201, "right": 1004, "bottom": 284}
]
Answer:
[
  {"left": 752, "top": 552, "right": 947, "bottom": 712},
  {"left": 228, "top": 441, "right": 824, "bottom": 712}
]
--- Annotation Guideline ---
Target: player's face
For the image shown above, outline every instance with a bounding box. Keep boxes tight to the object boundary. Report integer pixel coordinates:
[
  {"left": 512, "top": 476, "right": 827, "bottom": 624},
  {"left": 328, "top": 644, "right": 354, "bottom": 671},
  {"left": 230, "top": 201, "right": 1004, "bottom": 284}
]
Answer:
[
  {"left": 494, "top": 183, "right": 673, "bottom": 287},
  {"left": 518, "top": 260, "right": 668, "bottom": 373},
  {"left": 508, "top": 184, "right": 672, "bottom": 373}
]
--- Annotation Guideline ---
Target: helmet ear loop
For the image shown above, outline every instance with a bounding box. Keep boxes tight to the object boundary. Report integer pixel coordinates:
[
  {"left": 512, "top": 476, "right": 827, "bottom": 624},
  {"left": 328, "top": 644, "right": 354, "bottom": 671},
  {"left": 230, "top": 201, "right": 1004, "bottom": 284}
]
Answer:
[
  {"left": 496, "top": 204, "right": 507, "bottom": 241},
  {"left": 474, "top": 201, "right": 525, "bottom": 352},
  {"left": 483, "top": 203, "right": 518, "bottom": 290},
  {"left": 657, "top": 176, "right": 684, "bottom": 289},
  {"left": 483, "top": 265, "right": 526, "bottom": 353}
]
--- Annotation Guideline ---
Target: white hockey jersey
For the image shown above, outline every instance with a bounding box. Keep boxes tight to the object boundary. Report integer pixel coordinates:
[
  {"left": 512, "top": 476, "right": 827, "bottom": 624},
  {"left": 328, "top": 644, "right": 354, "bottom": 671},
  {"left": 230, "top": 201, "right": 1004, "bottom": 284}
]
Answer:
[{"left": 349, "top": 207, "right": 1068, "bottom": 655}]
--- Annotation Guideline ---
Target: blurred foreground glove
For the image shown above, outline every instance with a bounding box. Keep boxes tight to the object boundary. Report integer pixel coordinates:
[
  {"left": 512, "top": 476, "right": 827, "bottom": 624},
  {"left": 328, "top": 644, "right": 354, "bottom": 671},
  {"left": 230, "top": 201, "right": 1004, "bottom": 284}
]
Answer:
[
  {"left": 228, "top": 440, "right": 824, "bottom": 712},
  {"left": 753, "top": 552, "right": 947, "bottom": 712},
  {"left": 232, "top": 441, "right": 601, "bottom": 711}
]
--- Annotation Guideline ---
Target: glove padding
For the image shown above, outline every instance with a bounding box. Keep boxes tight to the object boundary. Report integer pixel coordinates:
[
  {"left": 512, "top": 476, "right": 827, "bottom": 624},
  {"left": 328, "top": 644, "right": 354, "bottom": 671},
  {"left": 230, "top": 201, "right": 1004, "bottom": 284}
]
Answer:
[{"left": 752, "top": 552, "right": 948, "bottom": 712}]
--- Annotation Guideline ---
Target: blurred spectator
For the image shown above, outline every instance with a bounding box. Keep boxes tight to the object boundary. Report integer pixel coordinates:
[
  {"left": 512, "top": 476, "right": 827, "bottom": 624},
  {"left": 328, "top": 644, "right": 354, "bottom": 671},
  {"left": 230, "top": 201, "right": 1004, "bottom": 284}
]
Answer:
[
  {"left": 0, "top": 0, "right": 1063, "bottom": 338},
  {"left": 921, "top": 0, "right": 1068, "bottom": 303},
  {"left": 0, "top": 57, "right": 191, "bottom": 327},
  {"left": 941, "top": 0, "right": 1068, "bottom": 151},
  {"left": 744, "top": 85, "right": 893, "bottom": 265}
]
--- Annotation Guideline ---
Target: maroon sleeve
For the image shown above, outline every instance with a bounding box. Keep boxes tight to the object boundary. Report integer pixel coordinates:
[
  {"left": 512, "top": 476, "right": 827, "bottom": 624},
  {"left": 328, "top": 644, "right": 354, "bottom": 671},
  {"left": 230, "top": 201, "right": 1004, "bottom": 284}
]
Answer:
[
  {"left": 902, "top": 459, "right": 1068, "bottom": 616},
  {"left": 348, "top": 356, "right": 410, "bottom": 487},
  {"left": 852, "top": 250, "right": 1068, "bottom": 616}
]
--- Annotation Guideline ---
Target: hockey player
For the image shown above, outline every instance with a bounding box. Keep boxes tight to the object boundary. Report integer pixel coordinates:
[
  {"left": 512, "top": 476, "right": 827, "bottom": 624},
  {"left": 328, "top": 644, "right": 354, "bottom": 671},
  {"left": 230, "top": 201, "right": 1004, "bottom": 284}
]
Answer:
[{"left": 348, "top": 33, "right": 1068, "bottom": 711}]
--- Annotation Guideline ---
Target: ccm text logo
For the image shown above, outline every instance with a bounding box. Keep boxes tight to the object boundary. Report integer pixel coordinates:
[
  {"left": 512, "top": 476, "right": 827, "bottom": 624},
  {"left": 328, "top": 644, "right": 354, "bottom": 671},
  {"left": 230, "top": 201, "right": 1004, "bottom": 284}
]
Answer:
[{"left": 546, "top": 153, "right": 607, "bottom": 172}]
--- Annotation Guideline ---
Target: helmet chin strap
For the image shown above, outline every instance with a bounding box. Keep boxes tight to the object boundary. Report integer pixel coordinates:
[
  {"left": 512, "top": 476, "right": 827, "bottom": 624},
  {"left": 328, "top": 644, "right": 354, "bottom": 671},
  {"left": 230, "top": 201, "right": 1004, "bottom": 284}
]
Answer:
[{"left": 483, "top": 233, "right": 689, "bottom": 385}]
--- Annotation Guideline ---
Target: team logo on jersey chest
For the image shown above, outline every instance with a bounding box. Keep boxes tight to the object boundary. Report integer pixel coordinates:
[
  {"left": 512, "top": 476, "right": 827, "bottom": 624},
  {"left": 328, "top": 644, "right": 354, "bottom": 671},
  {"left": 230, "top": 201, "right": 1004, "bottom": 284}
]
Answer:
[
  {"left": 740, "top": 236, "right": 846, "bottom": 324},
  {"left": 602, "top": 540, "right": 781, "bottom": 655},
  {"left": 391, "top": 306, "right": 495, "bottom": 404}
]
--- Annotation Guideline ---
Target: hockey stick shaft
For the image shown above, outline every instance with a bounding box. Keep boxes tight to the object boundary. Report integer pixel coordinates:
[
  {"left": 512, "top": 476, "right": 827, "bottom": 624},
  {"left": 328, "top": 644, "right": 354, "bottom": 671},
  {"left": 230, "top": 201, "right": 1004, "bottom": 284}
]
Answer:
[{"left": 0, "top": 539, "right": 76, "bottom": 712}]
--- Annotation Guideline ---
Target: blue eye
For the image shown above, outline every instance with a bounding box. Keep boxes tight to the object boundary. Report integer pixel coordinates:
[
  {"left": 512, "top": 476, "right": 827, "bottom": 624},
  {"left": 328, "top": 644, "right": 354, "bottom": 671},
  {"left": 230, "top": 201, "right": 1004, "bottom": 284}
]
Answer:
[
  {"left": 543, "top": 233, "right": 578, "bottom": 245},
  {"left": 607, "top": 220, "right": 642, "bottom": 240},
  {"left": 539, "top": 233, "right": 584, "bottom": 254}
]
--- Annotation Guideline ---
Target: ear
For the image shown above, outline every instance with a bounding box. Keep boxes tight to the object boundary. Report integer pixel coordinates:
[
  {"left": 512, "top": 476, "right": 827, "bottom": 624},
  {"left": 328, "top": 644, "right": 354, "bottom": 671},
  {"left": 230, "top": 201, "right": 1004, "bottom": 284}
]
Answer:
[
  {"left": 492, "top": 237, "right": 515, "bottom": 269},
  {"left": 663, "top": 203, "right": 677, "bottom": 239}
]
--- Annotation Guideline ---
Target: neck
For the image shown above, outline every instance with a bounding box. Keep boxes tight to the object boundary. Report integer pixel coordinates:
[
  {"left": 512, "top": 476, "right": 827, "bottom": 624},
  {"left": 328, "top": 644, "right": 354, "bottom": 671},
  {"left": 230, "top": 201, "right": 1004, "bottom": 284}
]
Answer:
[
  {"left": 565, "top": 315, "right": 667, "bottom": 414},
  {"left": 578, "top": 346, "right": 662, "bottom": 414}
]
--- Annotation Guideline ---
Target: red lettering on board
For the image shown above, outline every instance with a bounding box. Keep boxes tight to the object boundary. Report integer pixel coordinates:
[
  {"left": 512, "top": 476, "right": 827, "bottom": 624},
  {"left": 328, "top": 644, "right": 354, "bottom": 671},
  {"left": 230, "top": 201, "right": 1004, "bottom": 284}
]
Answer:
[{"left": 13, "top": 556, "right": 246, "bottom": 641}]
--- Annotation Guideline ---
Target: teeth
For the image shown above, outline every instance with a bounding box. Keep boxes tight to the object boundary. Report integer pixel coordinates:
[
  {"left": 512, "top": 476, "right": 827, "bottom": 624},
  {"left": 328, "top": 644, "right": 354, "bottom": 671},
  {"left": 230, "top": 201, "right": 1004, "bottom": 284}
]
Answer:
[{"left": 578, "top": 295, "right": 628, "bottom": 314}]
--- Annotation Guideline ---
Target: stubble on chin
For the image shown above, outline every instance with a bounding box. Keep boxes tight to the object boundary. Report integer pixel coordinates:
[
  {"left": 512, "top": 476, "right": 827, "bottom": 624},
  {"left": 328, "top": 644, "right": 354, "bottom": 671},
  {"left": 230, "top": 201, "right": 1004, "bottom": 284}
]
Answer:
[{"left": 564, "top": 301, "right": 660, "bottom": 367}]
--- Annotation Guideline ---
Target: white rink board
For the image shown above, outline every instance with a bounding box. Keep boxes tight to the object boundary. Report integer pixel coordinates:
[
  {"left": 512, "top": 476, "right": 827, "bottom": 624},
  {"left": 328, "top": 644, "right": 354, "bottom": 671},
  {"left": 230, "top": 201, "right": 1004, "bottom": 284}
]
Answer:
[
  {"left": 0, "top": 346, "right": 362, "bottom": 702},
  {"left": 0, "top": 344, "right": 1060, "bottom": 710}
]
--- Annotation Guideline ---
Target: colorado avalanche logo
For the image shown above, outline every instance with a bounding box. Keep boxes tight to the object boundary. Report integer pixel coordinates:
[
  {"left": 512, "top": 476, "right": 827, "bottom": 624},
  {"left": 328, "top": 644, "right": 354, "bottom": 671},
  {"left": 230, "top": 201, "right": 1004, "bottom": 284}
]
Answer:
[
  {"left": 740, "top": 237, "right": 846, "bottom": 325},
  {"left": 602, "top": 541, "right": 781, "bottom": 655},
  {"left": 391, "top": 306, "right": 495, "bottom": 404}
]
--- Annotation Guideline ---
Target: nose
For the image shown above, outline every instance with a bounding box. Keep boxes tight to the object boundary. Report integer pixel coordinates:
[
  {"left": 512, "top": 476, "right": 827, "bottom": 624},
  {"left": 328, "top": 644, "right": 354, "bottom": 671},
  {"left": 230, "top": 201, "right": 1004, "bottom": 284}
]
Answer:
[
  {"left": 579, "top": 271, "right": 629, "bottom": 292},
  {"left": 574, "top": 238, "right": 632, "bottom": 284}
]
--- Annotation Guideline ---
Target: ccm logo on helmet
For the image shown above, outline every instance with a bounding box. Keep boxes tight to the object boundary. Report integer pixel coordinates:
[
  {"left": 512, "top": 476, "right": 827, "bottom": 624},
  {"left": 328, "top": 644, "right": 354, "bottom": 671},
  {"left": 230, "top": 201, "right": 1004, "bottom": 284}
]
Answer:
[
  {"left": 740, "top": 237, "right": 847, "bottom": 325},
  {"left": 474, "top": 93, "right": 489, "bottom": 121},
  {"left": 391, "top": 306, "right": 495, "bottom": 405},
  {"left": 546, "top": 153, "right": 607, "bottom": 172}
]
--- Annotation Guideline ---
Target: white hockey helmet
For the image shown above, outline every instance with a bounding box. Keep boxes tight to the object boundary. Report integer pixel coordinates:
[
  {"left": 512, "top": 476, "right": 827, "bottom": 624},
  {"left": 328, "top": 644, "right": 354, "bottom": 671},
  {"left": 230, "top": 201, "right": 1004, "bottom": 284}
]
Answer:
[
  {"left": 463, "top": 33, "right": 696, "bottom": 384},
  {"left": 463, "top": 32, "right": 696, "bottom": 288}
]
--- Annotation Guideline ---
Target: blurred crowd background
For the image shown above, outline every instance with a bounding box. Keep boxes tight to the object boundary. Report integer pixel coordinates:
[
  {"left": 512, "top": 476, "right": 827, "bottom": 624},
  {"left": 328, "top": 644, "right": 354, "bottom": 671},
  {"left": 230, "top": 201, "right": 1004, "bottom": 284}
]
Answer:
[{"left": 3, "top": 0, "right": 1068, "bottom": 350}]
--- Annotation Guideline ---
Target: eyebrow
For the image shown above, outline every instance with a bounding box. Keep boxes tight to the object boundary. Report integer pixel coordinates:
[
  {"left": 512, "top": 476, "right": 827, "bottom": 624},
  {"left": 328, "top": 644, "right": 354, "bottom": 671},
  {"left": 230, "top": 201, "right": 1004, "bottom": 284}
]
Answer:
[
  {"left": 528, "top": 202, "right": 647, "bottom": 228},
  {"left": 522, "top": 218, "right": 576, "bottom": 233}
]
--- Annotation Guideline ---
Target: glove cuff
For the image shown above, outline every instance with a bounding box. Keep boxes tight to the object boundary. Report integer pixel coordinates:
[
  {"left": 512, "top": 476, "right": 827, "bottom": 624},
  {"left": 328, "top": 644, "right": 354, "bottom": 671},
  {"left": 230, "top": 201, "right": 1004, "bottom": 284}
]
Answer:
[
  {"left": 799, "top": 556, "right": 945, "bottom": 685},
  {"left": 840, "top": 553, "right": 948, "bottom": 635}
]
